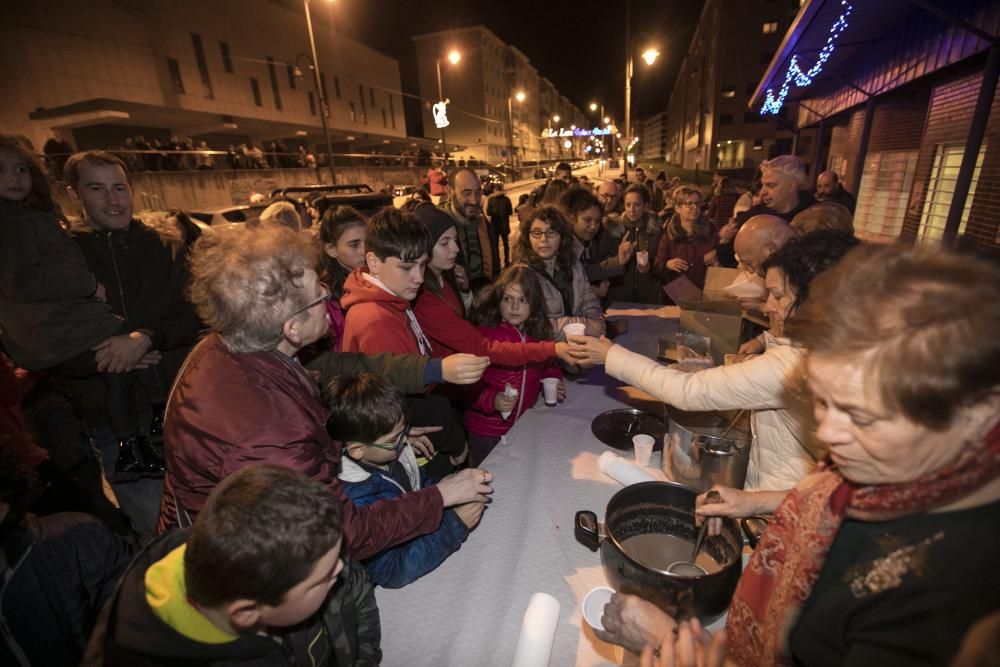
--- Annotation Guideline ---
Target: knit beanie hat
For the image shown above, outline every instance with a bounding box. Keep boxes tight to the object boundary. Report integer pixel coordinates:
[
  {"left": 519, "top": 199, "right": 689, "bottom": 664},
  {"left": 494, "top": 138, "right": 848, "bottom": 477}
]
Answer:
[{"left": 412, "top": 202, "right": 457, "bottom": 243}]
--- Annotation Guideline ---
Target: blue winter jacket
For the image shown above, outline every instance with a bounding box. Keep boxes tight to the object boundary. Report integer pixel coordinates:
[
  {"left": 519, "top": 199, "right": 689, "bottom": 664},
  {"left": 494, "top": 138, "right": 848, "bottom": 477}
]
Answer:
[{"left": 338, "top": 450, "right": 469, "bottom": 588}]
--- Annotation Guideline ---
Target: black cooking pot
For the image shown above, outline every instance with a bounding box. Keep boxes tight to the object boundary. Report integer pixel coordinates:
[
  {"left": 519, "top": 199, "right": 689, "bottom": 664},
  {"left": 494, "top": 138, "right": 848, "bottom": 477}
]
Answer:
[{"left": 575, "top": 481, "right": 743, "bottom": 623}]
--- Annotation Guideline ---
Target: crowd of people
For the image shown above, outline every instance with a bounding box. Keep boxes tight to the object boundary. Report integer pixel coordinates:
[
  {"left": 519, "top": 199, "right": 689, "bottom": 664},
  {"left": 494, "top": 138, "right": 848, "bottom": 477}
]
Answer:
[{"left": 2, "top": 129, "right": 998, "bottom": 667}]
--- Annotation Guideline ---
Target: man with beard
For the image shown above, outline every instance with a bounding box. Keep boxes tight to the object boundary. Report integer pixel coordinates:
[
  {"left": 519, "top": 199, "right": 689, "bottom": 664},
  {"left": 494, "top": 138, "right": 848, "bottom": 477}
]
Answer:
[{"left": 441, "top": 168, "right": 498, "bottom": 281}]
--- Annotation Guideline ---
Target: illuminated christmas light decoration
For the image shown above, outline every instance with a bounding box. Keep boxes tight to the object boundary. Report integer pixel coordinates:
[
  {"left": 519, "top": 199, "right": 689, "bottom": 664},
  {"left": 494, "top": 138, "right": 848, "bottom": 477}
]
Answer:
[{"left": 760, "top": 0, "right": 852, "bottom": 116}]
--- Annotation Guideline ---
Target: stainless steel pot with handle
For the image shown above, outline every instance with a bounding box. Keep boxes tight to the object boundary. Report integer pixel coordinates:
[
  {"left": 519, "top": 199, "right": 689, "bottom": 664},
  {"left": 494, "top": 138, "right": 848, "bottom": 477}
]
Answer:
[{"left": 661, "top": 407, "right": 751, "bottom": 492}]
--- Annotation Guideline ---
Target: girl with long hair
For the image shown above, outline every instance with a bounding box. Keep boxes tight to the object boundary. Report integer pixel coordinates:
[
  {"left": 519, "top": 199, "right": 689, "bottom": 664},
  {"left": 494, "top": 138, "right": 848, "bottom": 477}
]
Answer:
[
  {"left": 464, "top": 265, "right": 564, "bottom": 464},
  {"left": 318, "top": 205, "right": 366, "bottom": 350}
]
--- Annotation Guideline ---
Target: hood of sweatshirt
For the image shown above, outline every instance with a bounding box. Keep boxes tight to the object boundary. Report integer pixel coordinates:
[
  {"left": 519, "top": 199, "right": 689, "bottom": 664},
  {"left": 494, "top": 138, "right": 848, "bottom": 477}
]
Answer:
[{"left": 340, "top": 267, "right": 412, "bottom": 313}]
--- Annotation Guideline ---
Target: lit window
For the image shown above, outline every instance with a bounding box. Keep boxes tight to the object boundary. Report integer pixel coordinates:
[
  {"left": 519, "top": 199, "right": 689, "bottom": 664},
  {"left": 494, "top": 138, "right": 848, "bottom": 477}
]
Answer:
[
  {"left": 917, "top": 144, "right": 985, "bottom": 244},
  {"left": 721, "top": 87, "right": 736, "bottom": 98},
  {"left": 762, "top": 21, "right": 779, "bottom": 34},
  {"left": 854, "top": 150, "right": 919, "bottom": 243}
]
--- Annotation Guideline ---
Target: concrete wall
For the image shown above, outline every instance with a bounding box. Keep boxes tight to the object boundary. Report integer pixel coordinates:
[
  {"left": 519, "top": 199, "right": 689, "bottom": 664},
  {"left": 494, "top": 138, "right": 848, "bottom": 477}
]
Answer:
[{"left": 55, "top": 166, "right": 426, "bottom": 214}]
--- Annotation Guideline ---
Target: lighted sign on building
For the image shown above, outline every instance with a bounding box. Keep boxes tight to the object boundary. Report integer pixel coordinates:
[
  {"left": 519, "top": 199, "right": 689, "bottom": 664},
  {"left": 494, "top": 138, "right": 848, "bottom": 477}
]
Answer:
[{"left": 541, "top": 127, "right": 613, "bottom": 138}]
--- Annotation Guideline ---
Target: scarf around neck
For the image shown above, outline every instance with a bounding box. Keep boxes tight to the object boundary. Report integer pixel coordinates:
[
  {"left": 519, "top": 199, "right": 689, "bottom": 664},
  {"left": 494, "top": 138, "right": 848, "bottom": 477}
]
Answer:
[{"left": 725, "top": 419, "right": 1000, "bottom": 667}]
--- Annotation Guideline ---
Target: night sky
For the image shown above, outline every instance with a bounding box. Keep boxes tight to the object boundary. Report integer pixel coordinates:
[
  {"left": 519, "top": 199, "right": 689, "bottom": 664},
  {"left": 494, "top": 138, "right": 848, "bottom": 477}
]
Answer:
[{"left": 330, "top": 0, "right": 705, "bottom": 136}]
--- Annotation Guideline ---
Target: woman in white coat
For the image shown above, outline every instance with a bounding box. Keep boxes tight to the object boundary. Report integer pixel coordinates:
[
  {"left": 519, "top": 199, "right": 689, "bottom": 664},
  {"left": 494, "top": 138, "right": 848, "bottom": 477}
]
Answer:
[{"left": 569, "top": 230, "right": 859, "bottom": 492}]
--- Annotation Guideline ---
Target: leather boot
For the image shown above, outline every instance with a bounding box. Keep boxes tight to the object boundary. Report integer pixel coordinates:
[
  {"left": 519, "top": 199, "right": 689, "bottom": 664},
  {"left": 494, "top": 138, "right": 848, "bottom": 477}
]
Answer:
[
  {"left": 113, "top": 437, "right": 144, "bottom": 483},
  {"left": 134, "top": 434, "right": 166, "bottom": 477}
]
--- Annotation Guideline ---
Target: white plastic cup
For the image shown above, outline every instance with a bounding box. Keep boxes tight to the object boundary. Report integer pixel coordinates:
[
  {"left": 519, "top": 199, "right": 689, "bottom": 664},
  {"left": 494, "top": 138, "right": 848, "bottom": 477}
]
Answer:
[
  {"left": 541, "top": 378, "right": 559, "bottom": 406},
  {"left": 563, "top": 322, "right": 586, "bottom": 337},
  {"left": 632, "top": 434, "right": 655, "bottom": 466},
  {"left": 636, "top": 250, "right": 649, "bottom": 269},
  {"left": 501, "top": 386, "right": 519, "bottom": 420},
  {"left": 582, "top": 586, "right": 615, "bottom": 631}
]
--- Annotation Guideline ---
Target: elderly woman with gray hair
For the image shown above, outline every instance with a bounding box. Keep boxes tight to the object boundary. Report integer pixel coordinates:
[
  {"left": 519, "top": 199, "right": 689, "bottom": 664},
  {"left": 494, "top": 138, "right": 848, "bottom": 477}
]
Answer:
[{"left": 156, "top": 223, "right": 494, "bottom": 560}]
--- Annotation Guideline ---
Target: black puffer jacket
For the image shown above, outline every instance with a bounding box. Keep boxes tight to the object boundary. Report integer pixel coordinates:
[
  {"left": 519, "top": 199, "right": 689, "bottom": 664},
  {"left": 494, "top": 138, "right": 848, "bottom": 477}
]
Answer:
[
  {"left": 69, "top": 218, "right": 201, "bottom": 353},
  {"left": 83, "top": 529, "right": 382, "bottom": 666}
]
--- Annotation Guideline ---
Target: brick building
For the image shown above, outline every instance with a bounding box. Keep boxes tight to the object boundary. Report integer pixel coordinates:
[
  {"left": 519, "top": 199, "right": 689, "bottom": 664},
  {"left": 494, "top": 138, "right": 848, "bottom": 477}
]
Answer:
[{"left": 752, "top": 0, "right": 1000, "bottom": 247}]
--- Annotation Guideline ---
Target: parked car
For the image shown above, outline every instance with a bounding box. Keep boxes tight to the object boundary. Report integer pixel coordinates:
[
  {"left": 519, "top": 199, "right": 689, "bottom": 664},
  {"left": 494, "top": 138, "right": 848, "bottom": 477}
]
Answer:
[
  {"left": 187, "top": 204, "right": 268, "bottom": 227},
  {"left": 272, "top": 184, "right": 393, "bottom": 219}
]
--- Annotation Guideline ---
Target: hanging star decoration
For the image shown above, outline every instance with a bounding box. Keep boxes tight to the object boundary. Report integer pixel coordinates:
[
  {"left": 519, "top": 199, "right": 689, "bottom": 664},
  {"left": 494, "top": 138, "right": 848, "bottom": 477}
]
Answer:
[{"left": 760, "top": 0, "right": 853, "bottom": 116}]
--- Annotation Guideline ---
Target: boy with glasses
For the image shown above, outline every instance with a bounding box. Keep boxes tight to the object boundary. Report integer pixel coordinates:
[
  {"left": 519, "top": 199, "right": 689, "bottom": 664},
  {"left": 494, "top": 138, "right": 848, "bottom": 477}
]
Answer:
[{"left": 330, "top": 373, "right": 484, "bottom": 588}]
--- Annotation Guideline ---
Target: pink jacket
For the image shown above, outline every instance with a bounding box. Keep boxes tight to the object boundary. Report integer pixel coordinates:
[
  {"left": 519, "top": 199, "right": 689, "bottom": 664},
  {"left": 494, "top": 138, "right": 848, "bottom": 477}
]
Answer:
[{"left": 464, "top": 323, "right": 562, "bottom": 437}]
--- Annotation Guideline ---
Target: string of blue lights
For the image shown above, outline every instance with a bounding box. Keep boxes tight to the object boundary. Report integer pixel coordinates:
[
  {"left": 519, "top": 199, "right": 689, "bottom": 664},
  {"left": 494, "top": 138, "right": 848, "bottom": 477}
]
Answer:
[{"left": 760, "top": 0, "right": 853, "bottom": 116}]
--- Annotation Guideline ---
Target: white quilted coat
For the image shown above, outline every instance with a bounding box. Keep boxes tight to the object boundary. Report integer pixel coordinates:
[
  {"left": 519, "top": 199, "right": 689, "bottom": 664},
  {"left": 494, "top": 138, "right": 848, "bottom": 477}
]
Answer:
[{"left": 605, "top": 333, "right": 823, "bottom": 491}]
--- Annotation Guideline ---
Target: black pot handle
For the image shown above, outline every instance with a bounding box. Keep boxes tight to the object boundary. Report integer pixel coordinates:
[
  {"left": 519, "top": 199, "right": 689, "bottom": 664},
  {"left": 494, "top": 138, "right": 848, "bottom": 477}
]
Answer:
[{"left": 575, "top": 510, "right": 600, "bottom": 551}]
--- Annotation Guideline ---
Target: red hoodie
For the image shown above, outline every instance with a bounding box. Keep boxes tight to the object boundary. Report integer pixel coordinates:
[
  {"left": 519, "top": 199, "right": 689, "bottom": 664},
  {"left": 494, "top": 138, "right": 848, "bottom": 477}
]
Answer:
[
  {"left": 341, "top": 268, "right": 426, "bottom": 356},
  {"left": 413, "top": 277, "right": 558, "bottom": 365}
]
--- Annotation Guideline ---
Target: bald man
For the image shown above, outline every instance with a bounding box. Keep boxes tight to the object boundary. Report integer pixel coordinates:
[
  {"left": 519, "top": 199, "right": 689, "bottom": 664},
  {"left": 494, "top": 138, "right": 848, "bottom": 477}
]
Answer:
[
  {"left": 815, "top": 170, "right": 856, "bottom": 213},
  {"left": 733, "top": 214, "right": 799, "bottom": 277},
  {"left": 597, "top": 179, "right": 622, "bottom": 214},
  {"left": 733, "top": 215, "right": 799, "bottom": 355}
]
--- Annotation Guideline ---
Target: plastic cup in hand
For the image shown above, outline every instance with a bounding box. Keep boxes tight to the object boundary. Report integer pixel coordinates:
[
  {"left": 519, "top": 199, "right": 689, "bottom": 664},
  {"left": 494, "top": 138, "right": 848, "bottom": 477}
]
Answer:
[
  {"left": 582, "top": 586, "right": 615, "bottom": 631},
  {"left": 632, "top": 434, "right": 655, "bottom": 466},
  {"left": 636, "top": 250, "right": 649, "bottom": 269},
  {"left": 541, "top": 378, "right": 559, "bottom": 407},
  {"left": 563, "top": 322, "right": 586, "bottom": 338},
  {"left": 501, "top": 383, "right": 519, "bottom": 420}
]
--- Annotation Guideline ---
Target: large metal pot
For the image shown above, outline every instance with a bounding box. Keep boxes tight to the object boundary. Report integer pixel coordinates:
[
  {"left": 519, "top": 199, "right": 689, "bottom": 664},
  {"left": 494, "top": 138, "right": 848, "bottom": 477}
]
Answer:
[
  {"left": 661, "top": 407, "right": 751, "bottom": 493},
  {"left": 575, "top": 481, "right": 743, "bottom": 623}
]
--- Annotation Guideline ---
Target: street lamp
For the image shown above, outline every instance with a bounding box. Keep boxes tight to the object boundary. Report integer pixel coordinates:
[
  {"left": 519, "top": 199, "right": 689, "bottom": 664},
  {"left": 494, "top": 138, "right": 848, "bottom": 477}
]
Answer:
[
  {"left": 303, "top": 0, "right": 337, "bottom": 184},
  {"left": 507, "top": 89, "right": 526, "bottom": 176},
  {"left": 589, "top": 101, "right": 616, "bottom": 169},
  {"left": 623, "top": 0, "right": 660, "bottom": 180},
  {"left": 435, "top": 49, "right": 461, "bottom": 163}
]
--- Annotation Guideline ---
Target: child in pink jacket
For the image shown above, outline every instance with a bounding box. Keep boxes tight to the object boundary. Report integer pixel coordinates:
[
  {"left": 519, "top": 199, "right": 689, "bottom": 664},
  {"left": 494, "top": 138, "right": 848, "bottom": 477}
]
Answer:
[{"left": 465, "top": 266, "right": 564, "bottom": 465}]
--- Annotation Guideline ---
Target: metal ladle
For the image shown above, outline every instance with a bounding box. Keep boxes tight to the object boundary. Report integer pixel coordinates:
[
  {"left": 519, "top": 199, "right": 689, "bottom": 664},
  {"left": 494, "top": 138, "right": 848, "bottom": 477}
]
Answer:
[{"left": 666, "top": 490, "right": 722, "bottom": 576}]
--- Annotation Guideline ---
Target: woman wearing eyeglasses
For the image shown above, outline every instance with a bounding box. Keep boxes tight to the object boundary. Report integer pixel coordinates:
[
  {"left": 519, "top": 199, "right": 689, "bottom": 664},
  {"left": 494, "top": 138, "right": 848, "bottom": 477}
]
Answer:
[
  {"left": 653, "top": 186, "right": 720, "bottom": 290},
  {"left": 512, "top": 205, "right": 605, "bottom": 337}
]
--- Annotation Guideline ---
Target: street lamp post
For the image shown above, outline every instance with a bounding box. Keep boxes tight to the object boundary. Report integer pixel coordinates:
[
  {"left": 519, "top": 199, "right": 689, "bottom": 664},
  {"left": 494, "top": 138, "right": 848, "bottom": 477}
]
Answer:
[
  {"left": 435, "top": 50, "right": 461, "bottom": 163},
  {"left": 623, "top": 0, "right": 659, "bottom": 181},
  {"left": 303, "top": 0, "right": 336, "bottom": 185}
]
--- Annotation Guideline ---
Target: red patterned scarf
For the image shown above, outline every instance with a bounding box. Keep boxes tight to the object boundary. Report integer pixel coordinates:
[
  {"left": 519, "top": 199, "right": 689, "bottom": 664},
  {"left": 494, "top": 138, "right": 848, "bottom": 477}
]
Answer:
[{"left": 725, "top": 420, "right": 1000, "bottom": 667}]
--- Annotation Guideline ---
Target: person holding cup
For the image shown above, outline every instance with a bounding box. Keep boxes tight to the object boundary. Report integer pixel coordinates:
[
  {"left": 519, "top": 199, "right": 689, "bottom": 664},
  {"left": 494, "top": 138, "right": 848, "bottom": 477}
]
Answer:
[
  {"left": 511, "top": 205, "right": 605, "bottom": 338},
  {"left": 464, "top": 266, "right": 565, "bottom": 464},
  {"left": 606, "top": 184, "right": 664, "bottom": 304},
  {"left": 652, "top": 186, "right": 720, "bottom": 290}
]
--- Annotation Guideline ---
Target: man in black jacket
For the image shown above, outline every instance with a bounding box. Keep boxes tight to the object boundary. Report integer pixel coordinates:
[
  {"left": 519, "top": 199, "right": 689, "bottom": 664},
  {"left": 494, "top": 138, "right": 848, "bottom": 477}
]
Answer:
[
  {"left": 717, "top": 155, "right": 815, "bottom": 267},
  {"left": 486, "top": 181, "right": 513, "bottom": 267},
  {"left": 63, "top": 151, "right": 201, "bottom": 530}
]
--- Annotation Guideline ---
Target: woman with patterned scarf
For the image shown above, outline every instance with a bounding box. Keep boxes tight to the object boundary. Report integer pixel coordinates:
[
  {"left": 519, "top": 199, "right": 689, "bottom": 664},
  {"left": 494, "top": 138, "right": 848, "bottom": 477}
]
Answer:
[{"left": 595, "top": 243, "right": 1000, "bottom": 666}]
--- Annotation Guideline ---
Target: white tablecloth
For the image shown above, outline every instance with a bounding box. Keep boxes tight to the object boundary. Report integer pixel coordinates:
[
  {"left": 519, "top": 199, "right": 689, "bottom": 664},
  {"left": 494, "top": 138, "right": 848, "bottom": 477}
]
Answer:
[{"left": 376, "top": 304, "right": 680, "bottom": 666}]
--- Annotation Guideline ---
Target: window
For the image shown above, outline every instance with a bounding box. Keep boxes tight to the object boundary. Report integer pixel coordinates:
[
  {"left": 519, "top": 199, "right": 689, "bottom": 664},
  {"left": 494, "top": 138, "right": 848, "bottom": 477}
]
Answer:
[
  {"left": 388, "top": 94, "right": 396, "bottom": 129},
  {"left": 760, "top": 51, "right": 775, "bottom": 64},
  {"left": 250, "top": 77, "right": 262, "bottom": 106},
  {"left": 746, "top": 82, "right": 757, "bottom": 95},
  {"left": 349, "top": 101, "right": 356, "bottom": 122},
  {"left": 762, "top": 21, "right": 779, "bottom": 34},
  {"left": 382, "top": 109, "right": 387, "bottom": 128},
  {"left": 287, "top": 63, "right": 296, "bottom": 90},
  {"left": 753, "top": 138, "right": 764, "bottom": 150},
  {"left": 220, "top": 41, "right": 233, "bottom": 73},
  {"left": 719, "top": 113, "right": 734, "bottom": 125},
  {"left": 320, "top": 73, "right": 329, "bottom": 104},
  {"left": 917, "top": 144, "right": 986, "bottom": 244},
  {"left": 167, "top": 58, "right": 185, "bottom": 94},
  {"left": 721, "top": 87, "right": 736, "bottom": 99},
  {"left": 743, "top": 111, "right": 765, "bottom": 124},
  {"left": 308, "top": 91, "right": 316, "bottom": 115},
  {"left": 267, "top": 57, "right": 282, "bottom": 110},
  {"left": 334, "top": 76, "right": 341, "bottom": 100},
  {"left": 853, "top": 150, "right": 919, "bottom": 243},
  {"left": 191, "top": 34, "right": 213, "bottom": 98},
  {"left": 370, "top": 87, "right": 375, "bottom": 107}
]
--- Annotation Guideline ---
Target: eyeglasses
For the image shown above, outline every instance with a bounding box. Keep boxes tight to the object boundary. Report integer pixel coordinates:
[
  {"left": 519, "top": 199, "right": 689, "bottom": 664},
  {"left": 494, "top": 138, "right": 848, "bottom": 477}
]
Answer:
[
  {"left": 289, "top": 283, "right": 331, "bottom": 320},
  {"left": 529, "top": 229, "right": 560, "bottom": 240},
  {"left": 677, "top": 200, "right": 701, "bottom": 208},
  {"left": 361, "top": 422, "right": 410, "bottom": 454}
]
